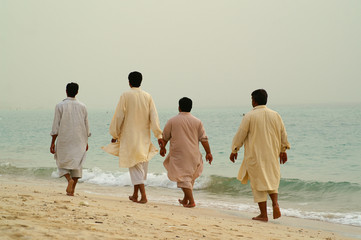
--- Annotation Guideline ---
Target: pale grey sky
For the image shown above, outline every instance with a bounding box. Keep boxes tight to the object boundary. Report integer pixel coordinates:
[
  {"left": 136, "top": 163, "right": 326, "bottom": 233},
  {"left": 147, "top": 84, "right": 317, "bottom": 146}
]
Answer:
[{"left": 1, "top": 0, "right": 360, "bottom": 110}]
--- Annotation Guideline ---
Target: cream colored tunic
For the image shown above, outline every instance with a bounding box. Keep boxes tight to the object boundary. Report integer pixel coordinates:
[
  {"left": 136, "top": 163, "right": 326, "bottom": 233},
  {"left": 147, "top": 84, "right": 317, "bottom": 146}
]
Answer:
[
  {"left": 50, "top": 97, "right": 90, "bottom": 169},
  {"left": 104, "top": 88, "right": 162, "bottom": 168},
  {"left": 162, "top": 112, "right": 208, "bottom": 186},
  {"left": 231, "top": 105, "right": 290, "bottom": 191}
]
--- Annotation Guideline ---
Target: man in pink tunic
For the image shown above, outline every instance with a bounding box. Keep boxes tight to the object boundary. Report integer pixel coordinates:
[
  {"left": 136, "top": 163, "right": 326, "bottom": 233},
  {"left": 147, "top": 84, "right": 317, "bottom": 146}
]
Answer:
[{"left": 160, "top": 97, "right": 213, "bottom": 208}]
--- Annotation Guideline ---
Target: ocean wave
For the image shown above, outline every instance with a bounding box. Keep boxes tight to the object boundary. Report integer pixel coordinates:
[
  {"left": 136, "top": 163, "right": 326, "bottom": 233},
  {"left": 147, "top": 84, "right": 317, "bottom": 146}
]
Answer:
[
  {"left": 79, "top": 167, "right": 208, "bottom": 190},
  {"left": 2, "top": 163, "right": 360, "bottom": 196},
  {"left": 282, "top": 208, "right": 361, "bottom": 227},
  {"left": 0, "top": 162, "right": 56, "bottom": 177}
]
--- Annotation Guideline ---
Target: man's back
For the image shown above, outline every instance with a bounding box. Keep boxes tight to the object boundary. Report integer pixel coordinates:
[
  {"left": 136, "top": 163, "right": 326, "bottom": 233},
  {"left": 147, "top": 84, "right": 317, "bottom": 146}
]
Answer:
[
  {"left": 246, "top": 106, "right": 284, "bottom": 155},
  {"left": 121, "top": 88, "right": 152, "bottom": 129},
  {"left": 55, "top": 98, "right": 88, "bottom": 138},
  {"left": 109, "top": 88, "right": 162, "bottom": 168},
  {"left": 165, "top": 112, "right": 206, "bottom": 158}
]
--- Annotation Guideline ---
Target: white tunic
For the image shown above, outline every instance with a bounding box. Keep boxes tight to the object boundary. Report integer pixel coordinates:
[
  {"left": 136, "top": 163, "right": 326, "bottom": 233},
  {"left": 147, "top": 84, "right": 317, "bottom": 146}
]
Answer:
[
  {"left": 104, "top": 88, "right": 162, "bottom": 168},
  {"left": 50, "top": 97, "right": 90, "bottom": 169}
]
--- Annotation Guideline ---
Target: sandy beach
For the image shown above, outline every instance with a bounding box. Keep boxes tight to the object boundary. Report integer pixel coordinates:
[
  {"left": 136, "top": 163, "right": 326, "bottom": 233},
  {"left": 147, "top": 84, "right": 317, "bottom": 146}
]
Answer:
[{"left": 0, "top": 175, "right": 359, "bottom": 240}]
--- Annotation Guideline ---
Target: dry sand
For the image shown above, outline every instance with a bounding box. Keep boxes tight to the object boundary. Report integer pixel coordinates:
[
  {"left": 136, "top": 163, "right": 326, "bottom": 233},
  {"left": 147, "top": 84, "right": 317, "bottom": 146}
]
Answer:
[{"left": 0, "top": 175, "right": 359, "bottom": 240}]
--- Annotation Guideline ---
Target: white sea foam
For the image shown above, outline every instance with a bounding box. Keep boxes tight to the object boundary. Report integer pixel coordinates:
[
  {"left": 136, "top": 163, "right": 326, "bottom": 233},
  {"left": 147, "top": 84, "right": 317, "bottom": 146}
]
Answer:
[
  {"left": 0, "top": 162, "right": 11, "bottom": 167},
  {"left": 51, "top": 170, "right": 59, "bottom": 178},
  {"left": 282, "top": 208, "right": 361, "bottom": 227},
  {"left": 197, "top": 200, "right": 361, "bottom": 227},
  {"left": 74, "top": 167, "right": 212, "bottom": 190}
]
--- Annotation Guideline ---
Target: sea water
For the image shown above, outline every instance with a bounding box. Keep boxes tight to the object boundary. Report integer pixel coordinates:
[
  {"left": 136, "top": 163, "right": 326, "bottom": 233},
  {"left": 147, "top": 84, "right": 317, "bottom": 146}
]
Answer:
[{"left": 0, "top": 104, "right": 361, "bottom": 228}]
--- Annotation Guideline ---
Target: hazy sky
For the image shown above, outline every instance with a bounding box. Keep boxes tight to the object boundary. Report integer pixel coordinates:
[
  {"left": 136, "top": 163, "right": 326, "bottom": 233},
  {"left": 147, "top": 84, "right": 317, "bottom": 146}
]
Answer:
[{"left": 1, "top": 0, "right": 360, "bottom": 110}]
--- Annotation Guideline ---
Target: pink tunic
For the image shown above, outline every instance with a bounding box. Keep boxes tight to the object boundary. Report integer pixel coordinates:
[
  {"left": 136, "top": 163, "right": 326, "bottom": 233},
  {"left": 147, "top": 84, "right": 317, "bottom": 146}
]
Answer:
[{"left": 162, "top": 112, "right": 208, "bottom": 187}]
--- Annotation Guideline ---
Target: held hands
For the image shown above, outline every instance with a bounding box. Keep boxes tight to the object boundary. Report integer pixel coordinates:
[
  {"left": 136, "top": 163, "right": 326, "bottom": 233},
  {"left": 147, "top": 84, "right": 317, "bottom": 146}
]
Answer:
[
  {"left": 280, "top": 152, "right": 287, "bottom": 164},
  {"left": 158, "top": 139, "right": 165, "bottom": 148},
  {"left": 160, "top": 147, "right": 167, "bottom": 157},
  {"left": 229, "top": 152, "right": 238, "bottom": 163},
  {"left": 158, "top": 139, "right": 166, "bottom": 157}
]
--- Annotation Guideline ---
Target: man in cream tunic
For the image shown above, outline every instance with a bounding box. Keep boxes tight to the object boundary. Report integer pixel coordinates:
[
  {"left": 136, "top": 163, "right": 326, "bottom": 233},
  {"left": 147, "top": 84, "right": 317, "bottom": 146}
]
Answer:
[
  {"left": 230, "top": 89, "right": 290, "bottom": 222},
  {"left": 104, "top": 71, "right": 162, "bottom": 204},
  {"left": 50, "top": 82, "right": 90, "bottom": 196},
  {"left": 160, "top": 97, "right": 213, "bottom": 208}
]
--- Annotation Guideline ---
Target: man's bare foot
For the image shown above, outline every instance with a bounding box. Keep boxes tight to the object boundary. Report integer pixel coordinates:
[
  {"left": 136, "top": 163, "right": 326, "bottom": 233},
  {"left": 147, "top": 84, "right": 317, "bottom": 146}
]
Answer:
[
  {"left": 252, "top": 215, "right": 268, "bottom": 222},
  {"left": 273, "top": 205, "right": 281, "bottom": 219},
  {"left": 137, "top": 198, "right": 147, "bottom": 204},
  {"left": 129, "top": 196, "right": 138, "bottom": 202},
  {"left": 184, "top": 203, "right": 196, "bottom": 208},
  {"left": 178, "top": 199, "right": 188, "bottom": 206},
  {"left": 66, "top": 179, "right": 74, "bottom": 196}
]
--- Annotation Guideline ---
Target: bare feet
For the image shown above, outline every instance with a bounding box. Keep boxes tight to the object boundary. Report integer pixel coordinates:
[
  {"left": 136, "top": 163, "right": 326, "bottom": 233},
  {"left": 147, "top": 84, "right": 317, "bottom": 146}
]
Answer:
[
  {"left": 178, "top": 199, "right": 188, "bottom": 206},
  {"left": 178, "top": 199, "right": 195, "bottom": 208},
  {"left": 273, "top": 205, "right": 281, "bottom": 219},
  {"left": 252, "top": 214, "right": 268, "bottom": 222},
  {"left": 129, "top": 195, "right": 138, "bottom": 202},
  {"left": 184, "top": 203, "right": 196, "bottom": 208},
  {"left": 137, "top": 198, "right": 148, "bottom": 204},
  {"left": 66, "top": 179, "right": 74, "bottom": 196}
]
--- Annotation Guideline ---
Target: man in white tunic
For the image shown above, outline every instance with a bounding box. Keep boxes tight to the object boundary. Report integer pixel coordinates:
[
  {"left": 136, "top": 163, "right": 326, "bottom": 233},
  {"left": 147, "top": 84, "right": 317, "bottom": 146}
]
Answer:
[
  {"left": 50, "top": 82, "right": 90, "bottom": 196},
  {"left": 160, "top": 97, "right": 213, "bottom": 208},
  {"left": 104, "top": 71, "right": 162, "bottom": 204},
  {"left": 230, "top": 89, "right": 290, "bottom": 222}
]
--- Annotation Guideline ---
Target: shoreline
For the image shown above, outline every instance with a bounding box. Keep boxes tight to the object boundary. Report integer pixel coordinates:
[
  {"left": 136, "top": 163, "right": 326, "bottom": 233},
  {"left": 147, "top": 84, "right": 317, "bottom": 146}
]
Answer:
[{"left": 1, "top": 175, "right": 360, "bottom": 239}]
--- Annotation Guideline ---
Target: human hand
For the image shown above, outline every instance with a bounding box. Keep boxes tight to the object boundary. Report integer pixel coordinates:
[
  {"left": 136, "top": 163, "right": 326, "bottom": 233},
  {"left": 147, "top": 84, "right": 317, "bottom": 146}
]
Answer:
[
  {"left": 229, "top": 153, "right": 238, "bottom": 163},
  {"left": 280, "top": 152, "right": 287, "bottom": 164},
  {"left": 206, "top": 153, "right": 213, "bottom": 165},
  {"left": 50, "top": 143, "right": 56, "bottom": 154},
  {"left": 158, "top": 138, "right": 165, "bottom": 148},
  {"left": 160, "top": 147, "right": 166, "bottom": 157}
]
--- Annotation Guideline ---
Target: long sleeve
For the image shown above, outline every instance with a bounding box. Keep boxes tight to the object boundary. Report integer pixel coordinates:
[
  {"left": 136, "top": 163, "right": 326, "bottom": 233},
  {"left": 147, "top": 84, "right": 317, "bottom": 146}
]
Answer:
[
  {"left": 84, "top": 109, "right": 91, "bottom": 138},
  {"left": 149, "top": 97, "right": 162, "bottom": 139},
  {"left": 109, "top": 96, "right": 125, "bottom": 139},
  {"left": 231, "top": 115, "right": 250, "bottom": 153},
  {"left": 280, "top": 117, "right": 290, "bottom": 152},
  {"left": 50, "top": 105, "right": 61, "bottom": 136},
  {"left": 162, "top": 120, "right": 172, "bottom": 142}
]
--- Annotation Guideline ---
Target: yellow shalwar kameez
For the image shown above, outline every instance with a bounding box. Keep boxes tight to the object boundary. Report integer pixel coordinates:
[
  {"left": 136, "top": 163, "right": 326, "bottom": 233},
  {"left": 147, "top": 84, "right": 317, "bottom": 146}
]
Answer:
[
  {"left": 102, "top": 88, "right": 162, "bottom": 169},
  {"left": 231, "top": 105, "right": 290, "bottom": 202}
]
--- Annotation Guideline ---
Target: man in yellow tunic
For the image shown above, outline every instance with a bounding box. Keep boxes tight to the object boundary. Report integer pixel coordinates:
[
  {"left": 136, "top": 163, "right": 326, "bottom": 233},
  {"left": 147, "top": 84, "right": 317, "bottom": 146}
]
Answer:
[
  {"left": 230, "top": 89, "right": 290, "bottom": 222},
  {"left": 103, "top": 71, "right": 162, "bottom": 204}
]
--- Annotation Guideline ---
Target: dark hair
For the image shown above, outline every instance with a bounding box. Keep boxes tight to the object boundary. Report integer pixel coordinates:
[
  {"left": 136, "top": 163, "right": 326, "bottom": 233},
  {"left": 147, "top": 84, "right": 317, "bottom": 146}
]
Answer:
[
  {"left": 66, "top": 82, "right": 79, "bottom": 97},
  {"left": 251, "top": 89, "right": 268, "bottom": 105},
  {"left": 128, "top": 71, "right": 142, "bottom": 87},
  {"left": 179, "top": 97, "right": 192, "bottom": 112}
]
